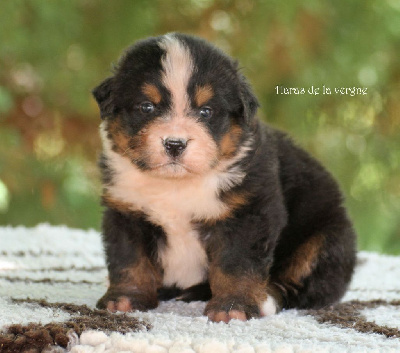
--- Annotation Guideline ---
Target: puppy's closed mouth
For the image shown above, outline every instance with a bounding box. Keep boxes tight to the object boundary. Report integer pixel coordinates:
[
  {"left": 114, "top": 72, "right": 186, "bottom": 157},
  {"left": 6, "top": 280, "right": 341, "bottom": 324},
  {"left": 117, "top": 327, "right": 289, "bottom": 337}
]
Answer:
[{"left": 152, "top": 161, "right": 194, "bottom": 174}]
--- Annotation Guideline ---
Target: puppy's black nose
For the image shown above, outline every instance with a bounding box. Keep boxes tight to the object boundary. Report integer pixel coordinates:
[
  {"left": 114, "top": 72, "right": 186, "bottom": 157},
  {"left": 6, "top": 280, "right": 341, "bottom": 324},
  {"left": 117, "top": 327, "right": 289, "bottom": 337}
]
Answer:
[{"left": 163, "top": 138, "right": 187, "bottom": 158}]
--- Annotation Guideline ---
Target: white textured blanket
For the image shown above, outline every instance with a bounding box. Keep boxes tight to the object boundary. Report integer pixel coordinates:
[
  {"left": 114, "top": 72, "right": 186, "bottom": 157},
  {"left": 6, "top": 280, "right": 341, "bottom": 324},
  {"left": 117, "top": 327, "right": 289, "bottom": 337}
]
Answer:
[{"left": 0, "top": 224, "right": 400, "bottom": 353}]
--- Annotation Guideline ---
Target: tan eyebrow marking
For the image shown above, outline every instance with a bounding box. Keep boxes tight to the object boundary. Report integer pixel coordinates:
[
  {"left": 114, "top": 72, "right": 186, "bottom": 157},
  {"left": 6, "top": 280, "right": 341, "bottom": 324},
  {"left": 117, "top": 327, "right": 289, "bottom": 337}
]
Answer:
[
  {"left": 142, "top": 83, "right": 162, "bottom": 104},
  {"left": 195, "top": 84, "right": 214, "bottom": 107}
]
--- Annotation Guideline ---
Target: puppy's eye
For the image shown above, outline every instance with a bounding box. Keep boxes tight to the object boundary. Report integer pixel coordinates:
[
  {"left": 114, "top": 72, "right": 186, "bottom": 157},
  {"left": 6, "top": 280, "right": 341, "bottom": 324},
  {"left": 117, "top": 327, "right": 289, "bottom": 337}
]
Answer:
[
  {"left": 199, "top": 106, "right": 213, "bottom": 119},
  {"left": 140, "top": 102, "right": 155, "bottom": 114}
]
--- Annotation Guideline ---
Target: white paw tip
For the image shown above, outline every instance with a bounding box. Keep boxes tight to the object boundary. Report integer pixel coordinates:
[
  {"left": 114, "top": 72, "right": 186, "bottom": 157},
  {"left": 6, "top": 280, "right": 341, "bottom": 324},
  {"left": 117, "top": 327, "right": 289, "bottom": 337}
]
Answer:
[{"left": 260, "top": 296, "right": 277, "bottom": 316}]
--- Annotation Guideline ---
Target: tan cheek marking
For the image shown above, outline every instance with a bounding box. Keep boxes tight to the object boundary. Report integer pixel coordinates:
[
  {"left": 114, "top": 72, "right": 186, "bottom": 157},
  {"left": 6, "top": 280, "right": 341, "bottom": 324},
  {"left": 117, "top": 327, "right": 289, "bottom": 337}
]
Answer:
[
  {"left": 138, "top": 119, "right": 171, "bottom": 166},
  {"left": 107, "top": 119, "right": 131, "bottom": 154},
  {"left": 181, "top": 119, "right": 219, "bottom": 173},
  {"left": 142, "top": 83, "right": 162, "bottom": 104},
  {"left": 107, "top": 118, "right": 160, "bottom": 165},
  {"left": 280, "top": 234, "right": 325, "bottom": 285},
  {"left": 195, "top": 84, "right": 214, "bottom": 107},
  {"left": 220, "top": 125, "right": 243, "bottom": 159}
]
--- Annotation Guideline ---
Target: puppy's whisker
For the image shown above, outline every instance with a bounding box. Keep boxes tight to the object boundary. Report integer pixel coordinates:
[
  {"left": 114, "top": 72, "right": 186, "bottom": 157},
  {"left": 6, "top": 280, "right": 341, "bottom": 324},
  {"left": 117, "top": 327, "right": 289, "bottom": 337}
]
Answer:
[{"left": 229, "top": 301, "right": 235, "bottom": 311}]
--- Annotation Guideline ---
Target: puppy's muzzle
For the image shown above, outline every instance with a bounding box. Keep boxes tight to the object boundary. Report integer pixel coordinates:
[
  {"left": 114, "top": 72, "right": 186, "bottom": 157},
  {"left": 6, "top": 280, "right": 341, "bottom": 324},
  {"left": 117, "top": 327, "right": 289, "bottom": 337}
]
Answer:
[{"left": 163, "top": 137, "right": 187, "bottom": 158}]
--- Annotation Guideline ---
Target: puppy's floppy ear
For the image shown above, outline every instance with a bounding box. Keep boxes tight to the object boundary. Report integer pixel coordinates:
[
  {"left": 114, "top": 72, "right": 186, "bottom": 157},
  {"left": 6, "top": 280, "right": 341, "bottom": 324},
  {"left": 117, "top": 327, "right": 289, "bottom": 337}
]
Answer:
[
  {"left": 92, "top": 77, "right": 115, "bottom": 119},
  {"left": 238, "top": 73, "right": 259, "bottom": 124}
]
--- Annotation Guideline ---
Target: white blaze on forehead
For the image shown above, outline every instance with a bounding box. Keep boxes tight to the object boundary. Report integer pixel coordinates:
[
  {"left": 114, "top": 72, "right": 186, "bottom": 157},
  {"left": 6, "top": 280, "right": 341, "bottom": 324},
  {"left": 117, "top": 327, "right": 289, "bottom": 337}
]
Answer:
[{"left": 160, "top": 34, "right": 194, "bottom": 117}]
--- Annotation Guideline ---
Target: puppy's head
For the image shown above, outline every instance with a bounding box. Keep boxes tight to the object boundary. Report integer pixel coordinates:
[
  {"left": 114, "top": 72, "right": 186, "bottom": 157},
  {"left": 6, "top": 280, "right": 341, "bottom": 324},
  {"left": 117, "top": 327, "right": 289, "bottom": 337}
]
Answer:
[{"left": 93, "top": 33, "right": 258, "bottom": 179}]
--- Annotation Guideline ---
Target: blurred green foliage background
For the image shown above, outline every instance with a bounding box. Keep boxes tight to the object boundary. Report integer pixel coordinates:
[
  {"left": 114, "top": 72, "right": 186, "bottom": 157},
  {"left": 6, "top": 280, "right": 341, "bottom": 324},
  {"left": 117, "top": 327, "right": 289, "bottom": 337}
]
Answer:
[{"left": 0, "top": 0, "right": 399, "bottom": 254}]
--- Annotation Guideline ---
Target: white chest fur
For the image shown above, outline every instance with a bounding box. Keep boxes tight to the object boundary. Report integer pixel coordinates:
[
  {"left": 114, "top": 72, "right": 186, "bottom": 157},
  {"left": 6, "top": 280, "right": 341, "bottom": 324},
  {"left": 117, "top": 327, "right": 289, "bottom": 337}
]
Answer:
[{"left": 103, "top": 141, "right": 228, "bottom": 289}]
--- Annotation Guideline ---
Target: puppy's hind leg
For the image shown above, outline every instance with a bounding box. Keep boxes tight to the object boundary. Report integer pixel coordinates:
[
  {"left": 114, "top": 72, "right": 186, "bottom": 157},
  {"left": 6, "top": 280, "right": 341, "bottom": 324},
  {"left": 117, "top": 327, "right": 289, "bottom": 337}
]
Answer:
[{"left": 271, "top": 226, "right": 356, "bottom": 310}]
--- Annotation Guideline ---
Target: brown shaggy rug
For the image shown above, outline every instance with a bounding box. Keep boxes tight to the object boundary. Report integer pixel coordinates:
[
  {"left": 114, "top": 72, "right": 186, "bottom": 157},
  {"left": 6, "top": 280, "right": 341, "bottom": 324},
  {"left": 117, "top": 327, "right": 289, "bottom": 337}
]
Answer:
[{"left": 1, "top": 224, "right": 399, "bottom": 352}]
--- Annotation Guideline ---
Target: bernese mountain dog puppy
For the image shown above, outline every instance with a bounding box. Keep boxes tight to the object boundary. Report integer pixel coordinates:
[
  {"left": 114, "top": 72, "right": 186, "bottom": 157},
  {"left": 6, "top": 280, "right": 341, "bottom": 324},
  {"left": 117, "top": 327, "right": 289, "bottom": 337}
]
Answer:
[{"left": 93, "top": 33, "right": 356, "bottom": 323}]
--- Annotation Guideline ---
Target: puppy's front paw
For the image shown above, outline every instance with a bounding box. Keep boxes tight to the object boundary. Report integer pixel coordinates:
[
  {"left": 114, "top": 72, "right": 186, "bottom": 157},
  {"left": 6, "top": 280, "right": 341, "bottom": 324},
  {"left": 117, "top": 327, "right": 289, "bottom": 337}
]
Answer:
[
  {"left": 97, "top": 287, "right": 158, "bottom": 312},
  {"left": 205, "top": 296, "right": 261, "bottom": 323}
]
